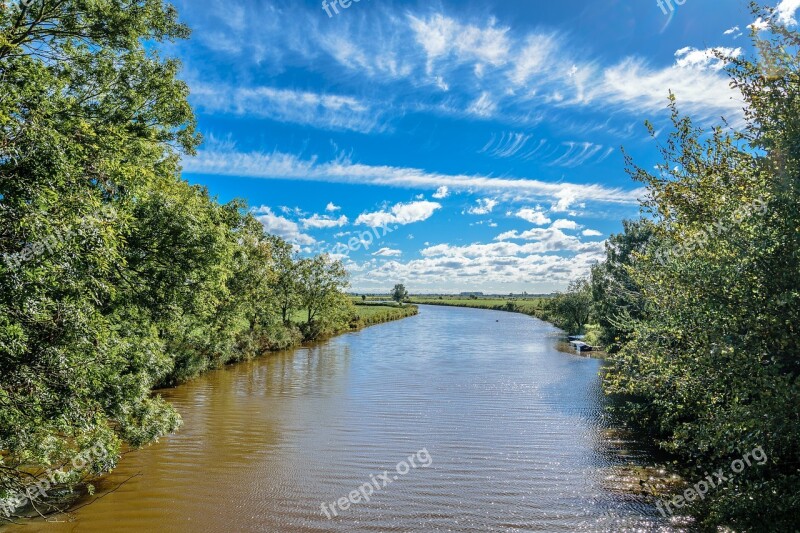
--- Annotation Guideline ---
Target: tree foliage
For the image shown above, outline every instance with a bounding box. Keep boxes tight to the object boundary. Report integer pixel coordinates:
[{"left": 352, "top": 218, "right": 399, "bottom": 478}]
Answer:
[
  {"left": 391, "top": 283, "right": 409, "bottom": 304},
  {"left": 0, "top": 0, "right": 354, "bottom": 513},
  {"left": 547, "top": 278, "right": 592, "bottom": 335},
  {"left": 594, "top": 6, "right": 800, "bottom": 529}
]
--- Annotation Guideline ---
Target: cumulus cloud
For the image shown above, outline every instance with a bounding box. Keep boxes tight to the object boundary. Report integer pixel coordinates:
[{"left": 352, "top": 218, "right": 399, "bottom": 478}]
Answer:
[
  {"left": 326, "top": 202, "right": 341, "bottom": 212},
  {"left": 347, "top": 232, "right": 604, "bottom": 291},
  {"left": 252, "top": 206, "right": 316, "bottom": 245},
  {"left": 582, "top": 229, "right": 603, "bottom": 237},
  {"left": 514, "top": 207, "right": 551, "bottom": 225},
  {"left": 301, "top": 213, "right": 349, "bottom": 229},
  {"left": 467, "top": 198, "right": 499, "bottom": 215},
  {"left": 373, "top": 247, "right": 403, "bottom": 257},
  {"left": 550, "top": 219, "right": 581, "bottom": 230},
  {"left": 432, "top": 186, "right": 450, "bottom": 199},
  {"left": 355, "top": 200, "right": 442, "bottom": 227}
]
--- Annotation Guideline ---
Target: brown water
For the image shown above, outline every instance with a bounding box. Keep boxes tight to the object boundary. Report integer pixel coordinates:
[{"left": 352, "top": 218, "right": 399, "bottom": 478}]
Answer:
[{"left": 7, "top": 305, "right": 673, "bottom": 532}]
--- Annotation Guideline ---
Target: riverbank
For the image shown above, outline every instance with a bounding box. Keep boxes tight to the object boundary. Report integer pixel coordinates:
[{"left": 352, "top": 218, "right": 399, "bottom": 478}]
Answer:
[
  {"left": 407, "top": 296, "right": 551, "bottom": 320},
  {"left": 349, "top": 302, "right": 419, "bottom": 328},
  {"left": 408, "top": 297, "right": 605, "bottom": 357},
  {"left": 290, "top": 302, "right": 419, "bottom": 337},
  {"left": 0, "top": 303, "right": 419, "bottom": 524}
]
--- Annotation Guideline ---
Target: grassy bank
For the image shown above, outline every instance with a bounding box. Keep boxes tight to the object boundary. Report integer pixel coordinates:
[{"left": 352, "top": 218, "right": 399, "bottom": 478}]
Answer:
[
  {"left": 350, "top": 302, "right": 420, "bottom": 327},
  {"left": 290, "top": 302, "right": 419, "bottom": 336}
]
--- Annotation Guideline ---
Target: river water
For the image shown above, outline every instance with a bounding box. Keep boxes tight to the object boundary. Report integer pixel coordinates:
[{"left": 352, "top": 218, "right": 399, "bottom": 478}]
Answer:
[{"left": 9, "top": 305, "right": 674, "bottom": 532}]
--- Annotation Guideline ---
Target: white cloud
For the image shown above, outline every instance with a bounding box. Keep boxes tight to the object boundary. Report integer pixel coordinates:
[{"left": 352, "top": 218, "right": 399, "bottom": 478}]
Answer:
[
  {"left": 723, "top": 25, "right": 740, "bottom": 35},
  {"left": 582, "top": 229, "right": 603, "bottom": 237},
  {"left": 549, "top": 141, "right": 605, "bottom": 167},
  {"left": 514, "top": 207, "right": 551, "bottom": 225},
  {"left": 749, "top": 17, "right": 770, "bottom": 31},
  {"left": 408, "top": 14, "right": 511, "bottom": 75},
  {"left": 252, "top": 206, "right": 316, "bottom": 245},
  {"left": 348, "top": 229, "right": 606, "bottom": 291},
  {"left": 432, "top": 186, "right": 450, "bottom": 199},
  {"left": 348, "top": 250, "right": 603, "bottom": 292},
  {"left": 191, "top": 84, "right": 383, "bottom": 133},
  {"left": 185, "top": 148, "right": 643, "bottom": 210},
  {"left": 776, "top": 0, "right": 800, "bottom": 25},
  {"left": 510, "top": 33, "right": 559, "bottom": 85},
  {"left": 426, "top": 231, "right": 602, "bottom": 255},
  {"left": 184, "top": 5, "right": 746, "bottom": 131},
  {"left": 301, "top": 213, "right": 349, "bottom": 229},
  {"left": 674, "top": 47, "right": 741, "bottom": 70},
  {"left": 467, "top": 198, "right": 498, "bottom": 215},
  {"left": 596, "top": 57, "right": 744, "bottom": 123},
  {"left": 373, "top": 247, "right": 403, "bottom": 257},
  {"left": 326, "top": 202, "right": 341, "bottom": 212},
  {"left": 355, "top": 200, "right": 442, "bottom": 227},
  {"left": 550, "top": 219, "right": 580, "bottom": 230},
  {"left": 481, "top": 132, "right": 534, "bottom": 158},
  {"left": 467, "top": 92, "right": 497, "bottom": 117}
]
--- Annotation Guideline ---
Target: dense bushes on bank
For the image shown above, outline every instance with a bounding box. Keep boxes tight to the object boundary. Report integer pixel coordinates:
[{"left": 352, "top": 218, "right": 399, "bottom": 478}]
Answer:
[
  {"left": 0, "top": 0, "right": 354, "bottom": 512},
  {"left": 590, "top": 8, "right": 800, "bottom": 530}
]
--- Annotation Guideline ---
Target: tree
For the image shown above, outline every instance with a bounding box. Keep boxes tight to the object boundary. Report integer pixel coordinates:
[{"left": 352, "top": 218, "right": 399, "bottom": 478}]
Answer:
[
  {"left": 296, "top": 256, "right": 350, "bottom": 340},
  {"left": 548, "top": 279, "right": 592, "bottom": 334},
  {"left": 600, "top": 7, "right": 800, "bottom": 528},
  {"left": 0, "top": 0, "right": 367, "bottom": 513},
  {"left": 0, "top": 0, "right": 197, "bottom": 503},
  {"left": 391, "top": 284, "right": 409, "bottom": 305},
  {"left": 267, "top": 235, "right": 300, "bottom": 324},
  {"left": 590, "top": 219, "right": 656, "bottom": 351}
]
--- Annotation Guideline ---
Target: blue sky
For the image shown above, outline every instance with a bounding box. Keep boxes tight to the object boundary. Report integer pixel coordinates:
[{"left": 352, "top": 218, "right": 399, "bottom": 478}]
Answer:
[{"left": 166, "top": 0, "right": 793, "bottom": 293}]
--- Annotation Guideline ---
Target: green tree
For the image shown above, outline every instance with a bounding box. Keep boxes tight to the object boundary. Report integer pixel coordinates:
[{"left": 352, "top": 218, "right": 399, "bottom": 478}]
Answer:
[
  {"left": 601, "top": 7, "right": 800, "bottom": 529},
  {"left": 267, "top": 235, "right": 300, "bottom": 325},
  {"left": 0, "top": 1, "right": 373, "bottom": 514},
  {"left": 0, "top": 0, "right": 197, "bottom": 503},
  {"left": 296, "top": 256, "right": 351, "bottom": 340},
  {"left": 590, "top": 219, "right": 655, "bottom": 351},
  {"left": 548, "top": 279, "right": 592, "bottom": 334},
  {"left": 391, "top": 283, "right": 409, "bottom": 305}
]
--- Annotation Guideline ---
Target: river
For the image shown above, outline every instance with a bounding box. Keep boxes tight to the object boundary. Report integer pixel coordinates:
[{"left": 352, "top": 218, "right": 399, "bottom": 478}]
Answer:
[{"left": 8, "top": 305, "right": 673, "bottom": 532}]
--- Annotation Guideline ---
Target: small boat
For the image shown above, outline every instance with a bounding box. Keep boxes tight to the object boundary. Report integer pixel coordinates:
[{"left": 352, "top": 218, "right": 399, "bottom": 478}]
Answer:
[{"left": 570, "top": 340, "right": 593, "bottom": 353}]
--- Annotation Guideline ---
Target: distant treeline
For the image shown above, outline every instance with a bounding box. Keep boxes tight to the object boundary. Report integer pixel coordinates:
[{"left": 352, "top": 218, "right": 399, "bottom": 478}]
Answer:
[
  {"left": 573, "top": 8, "right": 799, "bottom": 530},
  {"left": 0, "top": 0, "right": 362, "bottom": 515}
]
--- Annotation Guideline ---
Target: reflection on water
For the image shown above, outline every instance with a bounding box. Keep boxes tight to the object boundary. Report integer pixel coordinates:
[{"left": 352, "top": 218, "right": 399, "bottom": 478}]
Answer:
[{"left": 7, "top": 305, "right": 676, "bottom": 532}]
